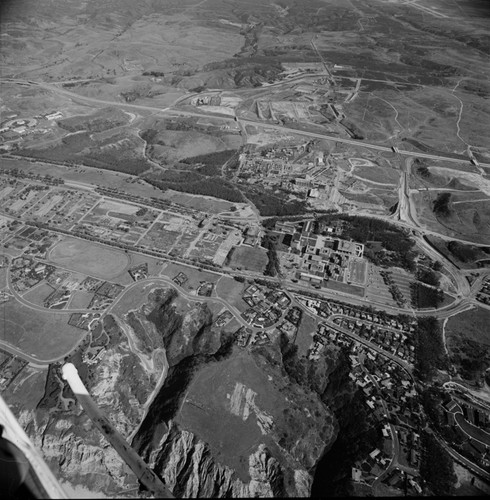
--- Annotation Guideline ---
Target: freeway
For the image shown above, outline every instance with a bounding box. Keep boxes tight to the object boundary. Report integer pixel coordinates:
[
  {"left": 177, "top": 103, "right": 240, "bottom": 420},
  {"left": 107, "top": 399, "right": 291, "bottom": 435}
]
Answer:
[{"left": 4, "top": 78, "right": 489, "bottom": 168}]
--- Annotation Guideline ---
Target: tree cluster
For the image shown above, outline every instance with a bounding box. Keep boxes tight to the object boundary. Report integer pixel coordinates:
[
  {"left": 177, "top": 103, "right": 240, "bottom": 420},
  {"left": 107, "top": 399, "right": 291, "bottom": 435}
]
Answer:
[
  {"left": 420, "top": 432, "right": 456, "bottom": 496},
  {"left": 414, "top": 316, "right": 448, "bottom": 381}
]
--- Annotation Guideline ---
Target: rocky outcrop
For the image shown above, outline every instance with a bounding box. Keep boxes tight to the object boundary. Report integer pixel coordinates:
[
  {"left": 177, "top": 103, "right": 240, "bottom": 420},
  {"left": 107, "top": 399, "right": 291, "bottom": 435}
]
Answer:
[{"left": 149, "top": 422, "right": 284, "bottom": 498}]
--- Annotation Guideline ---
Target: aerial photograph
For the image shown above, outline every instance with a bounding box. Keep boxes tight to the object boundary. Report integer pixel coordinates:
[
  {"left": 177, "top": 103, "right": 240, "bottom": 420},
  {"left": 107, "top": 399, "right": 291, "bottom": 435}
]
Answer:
[{"left": 0, "top": 0, "right": 489, "bottom": 497}]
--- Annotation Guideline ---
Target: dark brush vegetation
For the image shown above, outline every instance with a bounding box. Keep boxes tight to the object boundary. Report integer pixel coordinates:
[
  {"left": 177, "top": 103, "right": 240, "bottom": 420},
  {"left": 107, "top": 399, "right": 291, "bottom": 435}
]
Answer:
[
  {"left": 82, "top": 153, "right": 151, "bottom": 174},
  {"left": 144, "top": 172, "right": 243, "bottom": 203},
  {"left": 425, "top": 236, "right": 490, "bottom": 269},
  {"left": 420, "top": 432, "right": 456, "bottom": 496},
  {"left": 410, "top": 282, "right": 444, "bottom": 309},
  {"left": 262, "top": 233, "right": 281, "bottom": 277},
  {"left": 339, "top": 118, "right": 365, "bottom": 140},
  {"left": 57, "top": 108, "right": 127, "bottom": 133},
  {"left": 416, "top": 267, "right": 440, "bottom": 287},
  {"left": 447, "top": 241, "right": 485, "bottom": 263},
  {"left": 243, "top": 188, "right": 308, "bottom": 217},
  {"left": 433, "top": 192, "right": 452, "bottom": 217},
  {"left": 449, "top": 338, "right": 490, "bottom": 383},
  {"left": 276, "top": 334, "right": 382, "bottom": 495},
  {"left": 142, "top": 71, "right": 165, "bottom": 77},
  {"left": 180, "top": 149, "right": 238, "bottom": 177},
  {"left": 413, "top": 317, "right": 448, "bottom": 381}
]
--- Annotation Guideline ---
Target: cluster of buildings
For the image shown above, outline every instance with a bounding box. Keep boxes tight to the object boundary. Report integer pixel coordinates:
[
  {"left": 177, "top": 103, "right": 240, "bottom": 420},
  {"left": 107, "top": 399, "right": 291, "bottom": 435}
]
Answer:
[
  {"left": 237, "top": 143, "right": 336, "bottom": 199},
  {"left": 442, "top": 391, "right": 490, "bottom": 470},
  {"left": 240, "top": 284, "right": 291, "bottom": 328},
  {"left": 273, "top": 219, "right": 366, "bottom": 288},
  {"left": 128, "top": 263, "right": 149, "bottom": 281},
  {"left": 310, "top": 315, "right": 424, "bottom": 493},
  {"left": 10, "top": 257, "right": 56, "bottom": 292},
  {"left": 332, "top": 316, "right": 416, "bottom": 364},
  {"left": 0, "top": 111, "right": 63, "bottom": 150},
  {"left": 476, "top": 277, "right": 490, "bottom": 306}
]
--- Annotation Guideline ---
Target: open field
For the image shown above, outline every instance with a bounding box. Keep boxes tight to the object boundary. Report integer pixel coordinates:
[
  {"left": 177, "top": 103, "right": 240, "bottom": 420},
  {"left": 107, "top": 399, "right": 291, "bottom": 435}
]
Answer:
[
  {"left": 0, "top": 296, "right": 84, "bottom": 359},
  {"left": 446, "top": 307, "right": 490, "bottom": 347},
  {"left": 22, "top": 282, "right": 56, "bottom": 307},
  {"left": 48, "top": 238, "right": 129, "bottom": 280},
  {"left": 294, "top": 311, "right": 318, "bottom": 356},
  {"left": 215, "top": 276, "right": 248, "bottom": 312},
  {"left": 413, "top": 192, "right": 490, "bottom": 245},
  {"left": 226, "top": 245, "right": 268, "bottom": 273},
  {"left": 352, "top": 166, "right": 400, "bottom": 185},
  {"left": 66, "top": 290, "right": 94, "bottom": 310}
]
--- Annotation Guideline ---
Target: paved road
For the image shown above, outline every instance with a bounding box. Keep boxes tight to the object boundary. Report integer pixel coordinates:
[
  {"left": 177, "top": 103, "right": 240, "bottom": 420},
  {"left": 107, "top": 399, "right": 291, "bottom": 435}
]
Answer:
[
  {"left": 4, "top": 78, "right": 489, "bottom": 167},
  {"left": 434, "top": 433, "right": 490, "bottom": 483}
]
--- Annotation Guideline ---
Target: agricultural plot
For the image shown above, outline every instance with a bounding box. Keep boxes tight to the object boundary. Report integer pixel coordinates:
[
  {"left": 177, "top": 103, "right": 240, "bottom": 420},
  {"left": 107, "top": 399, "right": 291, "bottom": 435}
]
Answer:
[
  {"left": 0, "top": 296, "right": 83, "bottom": 360},
  {"left": 48, "top": 237, "right": 129, "bottom": 279},
  {"left": 172, "top": 226, "right": 200, "bottom": 257},
  {"left": 141, "top": 222, "right": 182, "bottom": 253},
  {"left": 79, "top": 198, "right": 159, "bottom": 244},
  {"left": 189, "top": 225, "right": 241, "bottom": 265}
]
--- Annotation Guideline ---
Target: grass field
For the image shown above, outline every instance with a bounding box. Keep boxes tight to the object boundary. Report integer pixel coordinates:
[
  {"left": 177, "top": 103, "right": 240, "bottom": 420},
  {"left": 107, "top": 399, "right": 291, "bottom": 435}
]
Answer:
[
  {"left": 226, "top": 246, "right": 268, "bottom": 273},
  {"left": 0, "top": 296, "right": 83, "bottom": 360},
  {"left": 48, "top": 237, "right": 129, "bottom": 280},
  {"left": 294, "top": 311, "right": 318, "bottom": 356},
  {"left": 22, "top": 282, "right": 56, "bottom": 307},
  {"left": 66, "top": 290, "right": 94, "bottom": 310},
  {"left": 215, "top": 276, "right": 247, "bottom": 312},
  {"left": 446, "top": 307, "right": 490, "bottom": 347},
  {"left": 353, "top": 166, "right": 400, "bottom": 185},
  {"left": 176, "top": 349, "right": 287, "bottom": 481}
]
